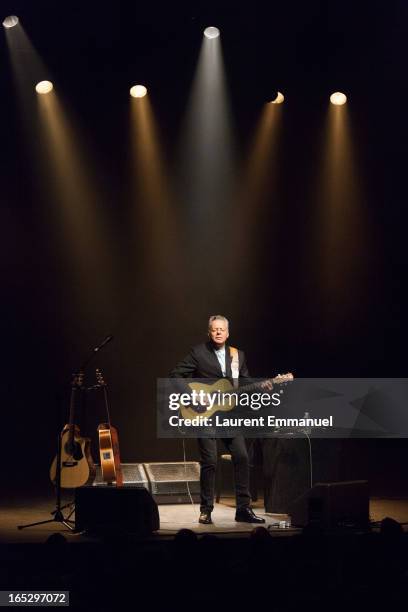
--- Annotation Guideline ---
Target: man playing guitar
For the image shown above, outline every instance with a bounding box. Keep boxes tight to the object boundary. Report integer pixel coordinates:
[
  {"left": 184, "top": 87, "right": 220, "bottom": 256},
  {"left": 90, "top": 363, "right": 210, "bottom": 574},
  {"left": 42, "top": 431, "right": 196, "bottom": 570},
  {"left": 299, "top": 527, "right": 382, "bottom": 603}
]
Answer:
[{"left": 170, "top": 315, "right": 267, "bottom": 525}]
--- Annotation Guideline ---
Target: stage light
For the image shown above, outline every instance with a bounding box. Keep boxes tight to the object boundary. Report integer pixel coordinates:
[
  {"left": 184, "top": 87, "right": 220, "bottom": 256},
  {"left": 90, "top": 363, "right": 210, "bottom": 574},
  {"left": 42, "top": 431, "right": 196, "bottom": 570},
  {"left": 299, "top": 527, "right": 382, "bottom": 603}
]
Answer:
[
  {"left": 2, "top": 15, "right": 19, "bottom": 28},
  {"left": 330, "top": 92, "right": 347, "bottom": 105},
  {"left": 130, "top": 85, "right": 147, "bottom": 98},
  {"left": 271, "top": 91, "right": 284, "bottom": 104},
  {"left": 204, "top": 26, "right": 220, "bottom": 39},
  {"left": 35, "top": 80, "right": 53, "bottom": 94}
]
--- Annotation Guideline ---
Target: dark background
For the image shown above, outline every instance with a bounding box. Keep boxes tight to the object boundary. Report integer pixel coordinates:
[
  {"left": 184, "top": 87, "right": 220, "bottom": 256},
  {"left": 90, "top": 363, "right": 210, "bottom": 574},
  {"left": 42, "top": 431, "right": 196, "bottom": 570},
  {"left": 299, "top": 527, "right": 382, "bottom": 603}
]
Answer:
[{"left": 1, "top": 1, "right": 407, "bottom": 496}]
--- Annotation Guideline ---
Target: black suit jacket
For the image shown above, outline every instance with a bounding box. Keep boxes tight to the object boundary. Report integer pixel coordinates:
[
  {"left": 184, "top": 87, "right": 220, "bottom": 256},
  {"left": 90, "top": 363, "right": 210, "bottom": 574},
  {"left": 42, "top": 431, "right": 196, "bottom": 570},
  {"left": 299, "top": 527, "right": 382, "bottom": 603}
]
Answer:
[{"left": 170, "top": 342, "right": 250, "bottom": 380}]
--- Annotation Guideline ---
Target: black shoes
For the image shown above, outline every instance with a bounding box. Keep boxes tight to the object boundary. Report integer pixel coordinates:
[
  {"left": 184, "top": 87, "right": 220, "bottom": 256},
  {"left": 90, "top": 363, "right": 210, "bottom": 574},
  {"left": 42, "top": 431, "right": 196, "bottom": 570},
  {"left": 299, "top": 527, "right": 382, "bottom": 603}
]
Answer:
[
  {"left": 235, "top": 507, "right": 266, "bottom": 524},
  {"left": 199, "top": 510, "right": 213, "bottom": 525},
  {"left": 198, "top": 507, "right": 265, "bottom": 524}
]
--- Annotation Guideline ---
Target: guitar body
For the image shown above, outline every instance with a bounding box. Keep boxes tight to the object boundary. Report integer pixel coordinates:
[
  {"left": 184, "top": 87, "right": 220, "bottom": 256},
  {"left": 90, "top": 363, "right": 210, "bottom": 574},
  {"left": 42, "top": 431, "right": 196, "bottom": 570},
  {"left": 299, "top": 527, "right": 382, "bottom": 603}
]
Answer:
[
  {"left": 180, "top": 374, "right": 294, "bottom": 420},
  {"left": 98, "top": 423, "right": 123, "bottom": 486},
  {"left": 50, "top": 425, "right": 96, "bottom": 488},
  {"left": 181, "top": 379, "right": 237, "bottom": 420}
]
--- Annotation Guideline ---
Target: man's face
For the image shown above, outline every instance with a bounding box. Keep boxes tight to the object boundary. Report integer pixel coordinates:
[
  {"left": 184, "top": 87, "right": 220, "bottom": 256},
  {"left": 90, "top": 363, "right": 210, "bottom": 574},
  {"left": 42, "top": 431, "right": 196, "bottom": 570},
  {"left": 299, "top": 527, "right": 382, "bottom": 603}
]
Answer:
[{"left": 208, "top": 320, "right": 229, "bottom": 347}]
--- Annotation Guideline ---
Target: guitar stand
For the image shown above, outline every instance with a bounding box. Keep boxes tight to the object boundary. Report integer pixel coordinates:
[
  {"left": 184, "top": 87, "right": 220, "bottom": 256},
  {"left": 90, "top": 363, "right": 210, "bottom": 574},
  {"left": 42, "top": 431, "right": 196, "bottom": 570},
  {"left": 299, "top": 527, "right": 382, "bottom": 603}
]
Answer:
[
  {"left": 18, "top": 509, "right": 76, "bottom": 532},
  {"left": 18, "top": 430, "right": 76, "bottom": 532},
  {"left": 18, "top": 337, "right": 114, "bottom": 533},
  {"left": 52, "top": 501, "right": 75, "bottom": 515},
  {"left": 51, "top": 501, "right": 76, "bottom": 523}
]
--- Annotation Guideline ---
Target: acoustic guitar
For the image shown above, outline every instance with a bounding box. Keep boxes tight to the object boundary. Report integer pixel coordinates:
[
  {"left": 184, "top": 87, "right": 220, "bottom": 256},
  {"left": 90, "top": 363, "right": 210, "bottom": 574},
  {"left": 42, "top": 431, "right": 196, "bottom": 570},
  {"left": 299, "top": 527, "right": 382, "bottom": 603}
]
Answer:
[
  {"left": 96, "top": 368, "right": 123, "bottom": 486},
  {"left": 50, "top": 371, "right": 96, "bottom": 488},
  {"left": 180, "top": 373, "right": 294, "bottom": 420}
]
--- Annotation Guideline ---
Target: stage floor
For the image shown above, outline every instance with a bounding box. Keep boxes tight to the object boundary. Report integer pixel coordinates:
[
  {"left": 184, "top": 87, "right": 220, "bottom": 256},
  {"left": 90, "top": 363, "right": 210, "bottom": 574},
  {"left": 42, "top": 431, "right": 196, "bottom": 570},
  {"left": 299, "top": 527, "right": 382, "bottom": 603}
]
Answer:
[{"left": 1, "top": 495, "right": 408, "bottom": 543}]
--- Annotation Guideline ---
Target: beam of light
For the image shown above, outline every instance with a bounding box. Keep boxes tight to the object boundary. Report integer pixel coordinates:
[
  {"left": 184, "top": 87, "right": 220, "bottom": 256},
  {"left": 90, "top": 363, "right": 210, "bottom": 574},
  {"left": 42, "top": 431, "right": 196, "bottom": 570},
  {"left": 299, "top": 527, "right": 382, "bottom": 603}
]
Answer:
[
  {"left": 310, "top": 99, "right": 369, "bottom": 328},
  {"left": 129, "top": 95, "right": 186, "bottom": 312},
  {"left": 176, "top": 25, "right": 236, "bottom": 307},
  {"left": 35, "top": 80, "right": 53, "bottom": 94},
  {"left": 3, "top": 20, "right": 50, "bottom": 113},
  {"left": 239, "top": 103, "right": 282, "bottom": 206},
  {"left": 36, "top": 91, "right": 117, "bottom": 325},
  {"left": 204, "top": 26, "right": 220, "bottom": 39},
  {"left": 2, "top": 15, "right": 19, "bottom": 28},
  {"left": 225, "top": 102, "right": 283, "bottom": 302},
  {"left": 178, "top": 26, "right": 236, "bottom": 268},
  {"left": 3, "top": 18, "right": 55, "bottom": 149},
  {"left": 5, "top": 20, "right": 116, "bottom": 339},
  {"left": 271, "top": 91, "right": 285, "bottom": 104},
  {"left": 130, "top": 84, "right": 147, "bottom": 98},
  {"left": 330, "top": 91, "right": 347, "bottom": 105}
]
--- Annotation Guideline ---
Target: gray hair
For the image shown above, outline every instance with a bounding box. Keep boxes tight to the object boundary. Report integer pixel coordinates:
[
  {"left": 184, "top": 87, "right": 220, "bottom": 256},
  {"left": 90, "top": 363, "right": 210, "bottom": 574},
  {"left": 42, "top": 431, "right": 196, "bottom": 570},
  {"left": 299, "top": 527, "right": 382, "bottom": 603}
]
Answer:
[{"left": 208, "top": 315, "right": 229, "bottom": 330}]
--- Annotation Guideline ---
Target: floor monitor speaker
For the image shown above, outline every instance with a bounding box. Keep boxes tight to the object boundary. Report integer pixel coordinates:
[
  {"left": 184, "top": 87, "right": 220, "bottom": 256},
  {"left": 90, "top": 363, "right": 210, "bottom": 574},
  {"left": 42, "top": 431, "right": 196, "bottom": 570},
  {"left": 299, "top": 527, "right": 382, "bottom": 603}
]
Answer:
[
  {"left": 288, "top": 480, "right": 369, "bottom": 529},
  {"left": 75, "top": 485, "right": 160, "bottom": 534}
]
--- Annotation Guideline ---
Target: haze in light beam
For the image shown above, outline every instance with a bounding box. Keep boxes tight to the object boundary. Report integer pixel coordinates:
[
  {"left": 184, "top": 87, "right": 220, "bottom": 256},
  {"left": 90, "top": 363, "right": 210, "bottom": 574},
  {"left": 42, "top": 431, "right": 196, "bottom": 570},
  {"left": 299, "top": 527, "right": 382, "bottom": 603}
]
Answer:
[
  {"left": 129, "top": 96, "right": 186, "bottom": 311},
  {"left": 36, "top": 92, "right": 115, "bottom": 321},
  {"left": 4, "top": 21, "right": 51, "bottom": 138},
  {"left": 240, "top": 103, "right": 282, "bottom": 207},
  {"left": 312, "top": 103, "right": 369, "bottom": 326},
  {"left": 178, "top": 33, "right": 236, "bottom": 219},
  {"left": 176, "top": 32, "right": 237, "bottom": 305},
  {"left": 6, "top": 21, "right": 116, "bottom": 324},
  {"left": 226, "top": 103, "right": 283, "bottom": 298}
]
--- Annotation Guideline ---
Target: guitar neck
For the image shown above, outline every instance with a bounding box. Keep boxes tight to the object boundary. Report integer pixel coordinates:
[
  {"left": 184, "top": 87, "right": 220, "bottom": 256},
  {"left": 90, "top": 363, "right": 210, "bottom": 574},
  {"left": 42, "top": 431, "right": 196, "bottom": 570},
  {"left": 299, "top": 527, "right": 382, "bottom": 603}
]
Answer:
[
  {"left": 102, "top": 385, "right": 112, "bottom": 425},
  {"left": 67, "top": 387, "right": 77, "bottom": 447},
  {"left": 236, "top": 377, "right": 278, "bottom": 394},
  {"left": 67, "top": 371, "right": 83, "bottom": 446}
]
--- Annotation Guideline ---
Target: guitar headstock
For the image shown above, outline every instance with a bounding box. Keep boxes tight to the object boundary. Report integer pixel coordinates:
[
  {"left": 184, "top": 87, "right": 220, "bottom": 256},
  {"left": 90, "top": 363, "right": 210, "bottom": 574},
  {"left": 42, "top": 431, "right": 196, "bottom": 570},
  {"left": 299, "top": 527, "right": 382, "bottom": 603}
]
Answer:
[
  {"left": 96, "top": 368, "right": 107, "bottom": 387},
  {"left": 273, "top": 372, "right": 294, "bottom": 384}
]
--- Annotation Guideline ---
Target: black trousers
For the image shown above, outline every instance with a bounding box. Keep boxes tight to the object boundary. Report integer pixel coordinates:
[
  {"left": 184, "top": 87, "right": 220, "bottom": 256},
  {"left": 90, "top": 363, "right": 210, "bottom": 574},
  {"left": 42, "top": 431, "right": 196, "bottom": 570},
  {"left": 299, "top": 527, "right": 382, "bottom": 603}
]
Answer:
[{"left": 197, "top": 436, "right": 251, "bottom": 512}]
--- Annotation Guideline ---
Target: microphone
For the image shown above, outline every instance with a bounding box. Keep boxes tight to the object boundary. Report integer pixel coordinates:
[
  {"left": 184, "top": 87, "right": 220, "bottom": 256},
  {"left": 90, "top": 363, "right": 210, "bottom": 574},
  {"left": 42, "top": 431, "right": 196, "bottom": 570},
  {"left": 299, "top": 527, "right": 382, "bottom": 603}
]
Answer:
[{"left": 93, "top": 335, "right": 113, "bottom": 353}]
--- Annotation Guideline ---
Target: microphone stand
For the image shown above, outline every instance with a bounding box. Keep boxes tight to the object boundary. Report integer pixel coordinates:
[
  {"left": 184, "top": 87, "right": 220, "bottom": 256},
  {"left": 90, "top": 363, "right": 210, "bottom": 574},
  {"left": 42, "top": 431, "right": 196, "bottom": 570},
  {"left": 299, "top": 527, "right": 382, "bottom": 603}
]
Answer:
[{"left": 17, "top": 335, "right": 113, "bottom": 532}]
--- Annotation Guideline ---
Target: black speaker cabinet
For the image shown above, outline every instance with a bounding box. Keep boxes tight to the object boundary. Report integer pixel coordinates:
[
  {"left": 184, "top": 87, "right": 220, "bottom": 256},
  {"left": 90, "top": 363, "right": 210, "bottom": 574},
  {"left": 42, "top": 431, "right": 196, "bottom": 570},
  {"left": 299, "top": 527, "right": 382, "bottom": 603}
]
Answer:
[
  {"left": 75, "top": 486, "right": 160, "bottom": 535},
  {"left": 288, "top": 480, "right": 369, "bottom": 529}
]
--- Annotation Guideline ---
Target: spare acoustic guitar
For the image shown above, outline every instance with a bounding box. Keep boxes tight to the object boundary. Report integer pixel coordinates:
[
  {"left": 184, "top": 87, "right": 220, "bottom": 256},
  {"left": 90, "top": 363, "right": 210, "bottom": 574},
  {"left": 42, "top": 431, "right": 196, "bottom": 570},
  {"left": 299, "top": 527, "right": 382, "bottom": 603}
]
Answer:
[
  {"left": 96, "top": 368, "right": 123, "bottom": 487},
  {"left": 50, "top": 371, "right": 96, "bottom": 488}
]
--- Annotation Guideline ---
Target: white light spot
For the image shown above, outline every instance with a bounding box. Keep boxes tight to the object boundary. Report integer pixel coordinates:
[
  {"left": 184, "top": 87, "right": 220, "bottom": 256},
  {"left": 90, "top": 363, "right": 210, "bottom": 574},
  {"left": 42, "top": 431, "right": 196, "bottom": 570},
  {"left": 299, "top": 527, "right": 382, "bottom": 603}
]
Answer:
[
  {"left": 204, "top": 26, "right": 220, "bottom": 39},
  {"left": 330, "top": 92, "right": 347, "bottom": 105},
  {"left": 35, "top": 81, "right": 54, "bottom": 94},
  {"left": 130, "top": 85, "right": 147, "bottom": 98},
  {"left": 2, "top": 15, "right": 19, "bottom": 29}
]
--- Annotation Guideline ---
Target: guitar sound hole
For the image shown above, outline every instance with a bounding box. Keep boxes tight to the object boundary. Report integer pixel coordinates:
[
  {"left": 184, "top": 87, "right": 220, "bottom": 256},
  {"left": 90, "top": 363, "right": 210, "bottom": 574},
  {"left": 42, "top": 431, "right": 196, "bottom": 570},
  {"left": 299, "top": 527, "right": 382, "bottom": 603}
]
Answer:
[
  {"left": 194, "top": 404, "right": 208, "bottom": 414},
  {"left": 65, "top": 441, "right": 83, "bottom": 461}
]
